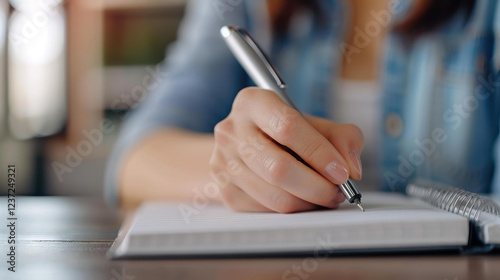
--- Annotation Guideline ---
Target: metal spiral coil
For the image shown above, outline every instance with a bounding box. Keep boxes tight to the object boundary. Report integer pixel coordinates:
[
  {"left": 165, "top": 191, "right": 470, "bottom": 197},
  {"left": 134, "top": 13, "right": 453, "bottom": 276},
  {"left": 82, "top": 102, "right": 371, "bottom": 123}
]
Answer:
[{"left": 406, "top": 180, "right": 500, "bottom": 223}]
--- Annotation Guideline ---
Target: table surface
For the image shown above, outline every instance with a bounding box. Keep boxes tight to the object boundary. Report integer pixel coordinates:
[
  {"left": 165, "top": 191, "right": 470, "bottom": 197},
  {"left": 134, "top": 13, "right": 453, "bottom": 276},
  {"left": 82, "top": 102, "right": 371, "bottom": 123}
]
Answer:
[{"left": 1, "top": 197, "right": 500, "bottom": 280}]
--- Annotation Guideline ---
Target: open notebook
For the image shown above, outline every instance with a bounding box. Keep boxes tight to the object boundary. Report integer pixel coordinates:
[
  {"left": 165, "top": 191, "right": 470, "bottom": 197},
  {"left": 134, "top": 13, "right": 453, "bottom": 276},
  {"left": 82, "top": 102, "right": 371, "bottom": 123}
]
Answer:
[{"left": 108, "top": 190, "right": 500, "bottom": 259}]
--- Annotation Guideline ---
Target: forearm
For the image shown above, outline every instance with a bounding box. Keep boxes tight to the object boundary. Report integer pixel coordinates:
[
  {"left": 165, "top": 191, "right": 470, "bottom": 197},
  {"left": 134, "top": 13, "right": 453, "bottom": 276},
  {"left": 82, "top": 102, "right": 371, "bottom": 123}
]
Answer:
[{"left": 118, "top": 128, "right": 216, "bottom": 209}]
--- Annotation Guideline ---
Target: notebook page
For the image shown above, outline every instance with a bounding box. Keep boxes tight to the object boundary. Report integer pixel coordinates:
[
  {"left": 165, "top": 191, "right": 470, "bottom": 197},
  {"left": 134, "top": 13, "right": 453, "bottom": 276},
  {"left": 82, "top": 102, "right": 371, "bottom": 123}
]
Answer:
[
  {"left": 130, "top": 193, "right": 444, "bottom": 232},
  {"left": 120, "top": 193, "right": 469, "bottom": 256},
  {"left": 475, "top": 196, "right": 500, "bottom": 244},
  {"left": 479, "top": 213, "right": 500, "bottom": 244}
]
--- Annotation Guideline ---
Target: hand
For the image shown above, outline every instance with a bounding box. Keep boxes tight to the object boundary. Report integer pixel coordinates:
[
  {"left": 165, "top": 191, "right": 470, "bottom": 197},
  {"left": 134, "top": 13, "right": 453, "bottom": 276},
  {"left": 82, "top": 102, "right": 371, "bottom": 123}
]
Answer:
[{"left": 209, "top": 87, "right": 364, "bottom": 213}]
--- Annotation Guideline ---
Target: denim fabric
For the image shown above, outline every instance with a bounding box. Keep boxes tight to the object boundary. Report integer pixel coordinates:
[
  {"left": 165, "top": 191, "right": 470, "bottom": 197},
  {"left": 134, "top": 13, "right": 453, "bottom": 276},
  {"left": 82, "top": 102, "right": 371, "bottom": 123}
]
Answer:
[{"left": 105, "top": 0, "right": 500, "bottom": 206}]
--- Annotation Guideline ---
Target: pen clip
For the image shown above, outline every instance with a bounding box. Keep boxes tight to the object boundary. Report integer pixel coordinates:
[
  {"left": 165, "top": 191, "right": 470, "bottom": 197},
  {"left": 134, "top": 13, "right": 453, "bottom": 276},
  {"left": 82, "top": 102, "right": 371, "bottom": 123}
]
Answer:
[{"left": 234, "top": 27, "right": 287, "bottom": 89}]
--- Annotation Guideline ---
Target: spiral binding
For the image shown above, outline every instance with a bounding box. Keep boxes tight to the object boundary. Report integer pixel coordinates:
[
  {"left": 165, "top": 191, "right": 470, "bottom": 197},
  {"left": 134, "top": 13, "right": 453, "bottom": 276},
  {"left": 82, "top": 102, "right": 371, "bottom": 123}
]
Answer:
[{"left": 406, "top": 180, "right": 500, "bottom": 223}]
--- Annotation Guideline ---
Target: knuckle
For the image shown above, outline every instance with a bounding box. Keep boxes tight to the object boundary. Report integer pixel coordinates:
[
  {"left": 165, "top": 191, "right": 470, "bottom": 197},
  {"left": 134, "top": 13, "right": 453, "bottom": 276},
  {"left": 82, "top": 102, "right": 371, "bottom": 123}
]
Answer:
[
  {"left": 239, "top": 134, "right": 267, "bottom": 163},
  {"left": 214, "top": 118, "right": 232, "bottom": 135},
  {"left": 238, "top": 141, "right": 259, "bottom": 162},
  {"left": 233, "top": 87, "right": 257, "bottom": 111},
  {"left": 264, "top": 155, "right": 291, "bottom": 185},
  {"left": 269, "top": 108, "right": 300, "bottom": 142},
  {"left": 213, "top": 119, "right": 234, "bottom": 144}
]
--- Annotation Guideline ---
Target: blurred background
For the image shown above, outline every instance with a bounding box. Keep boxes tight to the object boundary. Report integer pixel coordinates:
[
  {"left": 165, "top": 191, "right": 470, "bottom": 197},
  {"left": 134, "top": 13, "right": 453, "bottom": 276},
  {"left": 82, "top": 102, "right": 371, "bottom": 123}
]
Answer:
[{"left": 0, "top": 0, "right": 186, "bottom": 196}]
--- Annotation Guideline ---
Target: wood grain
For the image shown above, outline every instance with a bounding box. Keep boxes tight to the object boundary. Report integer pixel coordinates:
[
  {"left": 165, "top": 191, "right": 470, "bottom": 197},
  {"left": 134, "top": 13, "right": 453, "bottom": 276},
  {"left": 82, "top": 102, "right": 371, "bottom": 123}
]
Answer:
[{"left": 1, "top": 197, "right": 499, "bottom": 280}]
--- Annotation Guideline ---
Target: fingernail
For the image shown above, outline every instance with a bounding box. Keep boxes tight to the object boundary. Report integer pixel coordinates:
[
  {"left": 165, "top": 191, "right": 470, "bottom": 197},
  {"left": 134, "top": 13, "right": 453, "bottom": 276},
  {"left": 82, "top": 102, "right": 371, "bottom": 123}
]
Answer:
[
  {"left": 324, "top": 160, "right": 349, "bottom": 184},
  {"left": 349, "top": 150, "right": 362, "bottom": 179}
]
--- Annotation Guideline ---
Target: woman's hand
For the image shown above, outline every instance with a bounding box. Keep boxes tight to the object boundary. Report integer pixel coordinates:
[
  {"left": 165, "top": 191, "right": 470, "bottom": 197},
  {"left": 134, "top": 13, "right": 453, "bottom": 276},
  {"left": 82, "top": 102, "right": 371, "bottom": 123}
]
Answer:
[{"left": 210, "top": 87, "right": 364, "bottom": 213}]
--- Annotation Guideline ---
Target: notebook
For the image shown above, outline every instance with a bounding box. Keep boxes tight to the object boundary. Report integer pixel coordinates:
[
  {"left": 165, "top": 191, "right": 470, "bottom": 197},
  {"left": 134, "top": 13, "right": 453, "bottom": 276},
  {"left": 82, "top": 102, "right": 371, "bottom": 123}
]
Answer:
[{"left": 108, "top": 182, "right": 500, "bottom": 259}]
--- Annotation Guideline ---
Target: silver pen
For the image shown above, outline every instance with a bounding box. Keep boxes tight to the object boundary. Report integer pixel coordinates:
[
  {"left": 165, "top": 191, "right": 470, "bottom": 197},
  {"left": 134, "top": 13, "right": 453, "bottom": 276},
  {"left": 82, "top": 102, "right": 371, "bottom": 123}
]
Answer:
[{"left": 220, "top": 25, "right": 364, "bottom": 212}]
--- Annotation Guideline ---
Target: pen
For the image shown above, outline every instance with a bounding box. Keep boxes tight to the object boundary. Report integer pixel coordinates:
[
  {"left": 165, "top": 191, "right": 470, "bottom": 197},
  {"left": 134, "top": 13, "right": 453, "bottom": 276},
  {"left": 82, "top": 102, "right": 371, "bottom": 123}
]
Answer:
[{"left": 220, "top": 25, "right": 365, "bottom": 212}]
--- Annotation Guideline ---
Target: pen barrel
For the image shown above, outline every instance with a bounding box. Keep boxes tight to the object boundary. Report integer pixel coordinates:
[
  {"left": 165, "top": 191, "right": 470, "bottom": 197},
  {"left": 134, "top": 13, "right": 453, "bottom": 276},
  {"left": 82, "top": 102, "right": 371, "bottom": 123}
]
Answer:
[
  {"left": 221, "top": 26, "right": 299, "bottom": 111},
  {"left": 268, "top": 87, "right": 300, "bottom": 112},
  {"left": 339, "top": 179, "right": 362, "bottom": 203}
]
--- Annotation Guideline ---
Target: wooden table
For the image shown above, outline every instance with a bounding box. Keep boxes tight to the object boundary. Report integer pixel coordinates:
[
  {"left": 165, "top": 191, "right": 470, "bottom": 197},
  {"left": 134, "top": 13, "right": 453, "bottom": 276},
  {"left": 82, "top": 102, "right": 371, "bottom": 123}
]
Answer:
[{"left": 1, "top": 197, "right": 499, "bottom": 280}]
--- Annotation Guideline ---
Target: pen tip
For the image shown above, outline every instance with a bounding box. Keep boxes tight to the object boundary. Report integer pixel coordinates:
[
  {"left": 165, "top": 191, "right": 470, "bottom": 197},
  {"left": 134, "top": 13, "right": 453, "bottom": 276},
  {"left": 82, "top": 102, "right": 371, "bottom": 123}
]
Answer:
[
  {"left": 353, "top": 199, "right": 365, "bottom": 212},
  {"left": 357, "top": 203, "right": 365, "bottom": 212}
]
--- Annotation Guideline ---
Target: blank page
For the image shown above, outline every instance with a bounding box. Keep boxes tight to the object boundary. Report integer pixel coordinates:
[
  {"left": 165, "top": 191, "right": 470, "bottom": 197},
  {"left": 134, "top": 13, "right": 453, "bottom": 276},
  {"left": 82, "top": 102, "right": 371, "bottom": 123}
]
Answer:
[{"left": 114, "top": 193, "right": 469, "bottom": 257}]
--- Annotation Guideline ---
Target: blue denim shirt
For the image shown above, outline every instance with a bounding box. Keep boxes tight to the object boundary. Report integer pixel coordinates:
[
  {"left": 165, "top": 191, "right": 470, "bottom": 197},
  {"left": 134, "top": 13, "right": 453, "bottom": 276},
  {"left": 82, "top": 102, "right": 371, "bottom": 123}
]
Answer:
[{"left": 105, "top": 0, "right": 500, "bottom": 205}]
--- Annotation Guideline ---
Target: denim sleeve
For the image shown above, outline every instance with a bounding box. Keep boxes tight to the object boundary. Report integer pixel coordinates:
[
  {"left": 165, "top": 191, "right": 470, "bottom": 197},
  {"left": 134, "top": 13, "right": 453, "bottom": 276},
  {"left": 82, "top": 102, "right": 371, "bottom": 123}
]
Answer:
[
  {"left": 491, "top": 1, "right": 500, "bottom": 195},
  {"left": 104, "top": 0, "right": 249, "bottom": 206},
  {"left": 491, "top": 71, "right": 500, "bottom": 196}
]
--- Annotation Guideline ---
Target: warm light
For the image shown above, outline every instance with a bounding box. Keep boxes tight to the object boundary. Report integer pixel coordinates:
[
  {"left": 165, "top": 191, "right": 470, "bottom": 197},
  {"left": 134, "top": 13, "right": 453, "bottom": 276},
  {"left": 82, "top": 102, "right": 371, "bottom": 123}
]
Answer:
[
  {"left": 8, "top": 0, "right": 66, "bottom": 139},
  {"left": 0, "top": 1, "right": 7, "bottom": 138}
]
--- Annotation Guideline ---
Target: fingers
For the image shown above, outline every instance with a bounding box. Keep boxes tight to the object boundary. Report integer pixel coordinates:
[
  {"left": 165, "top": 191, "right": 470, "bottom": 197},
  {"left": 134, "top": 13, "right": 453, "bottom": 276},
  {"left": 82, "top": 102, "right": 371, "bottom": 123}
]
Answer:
[
  {"left": 212, "top": 87, "right": 364, "bottom": 213},
  {"left": 305, "top": 115, "right": 364, "bottom": 180},
  {"left": 212, "top": 121, "right": 318, "bottom": 213},
  {"left": 229, "top": 161, "right": 319, "bottom": 213},
  {"left": 237, "top": 129, "right": 345, "bottom": 208},
  {"left": 237, "top": 88, "right": 352, "bottom": 185},
  {"left": 219, "top": 184, "right": 271, "bottom": 212}
]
